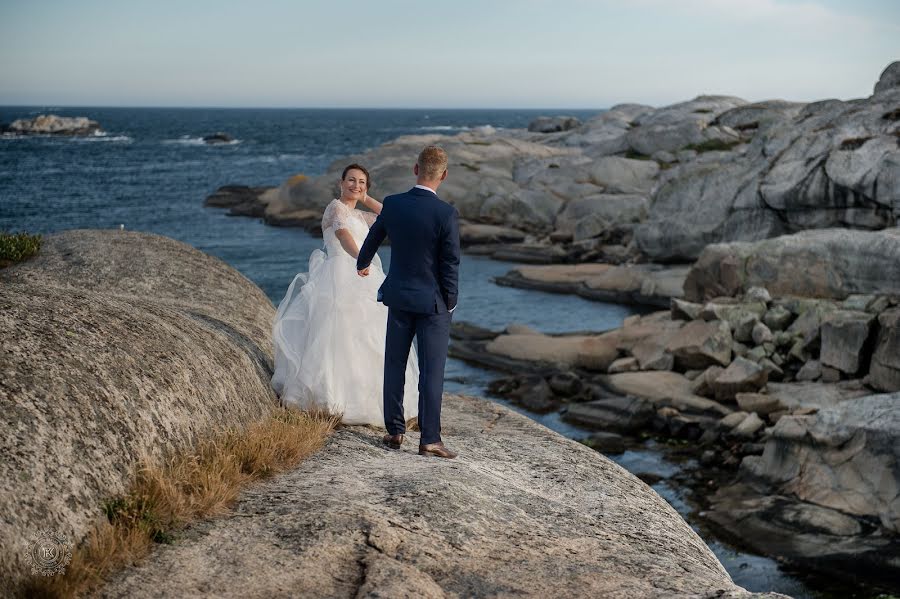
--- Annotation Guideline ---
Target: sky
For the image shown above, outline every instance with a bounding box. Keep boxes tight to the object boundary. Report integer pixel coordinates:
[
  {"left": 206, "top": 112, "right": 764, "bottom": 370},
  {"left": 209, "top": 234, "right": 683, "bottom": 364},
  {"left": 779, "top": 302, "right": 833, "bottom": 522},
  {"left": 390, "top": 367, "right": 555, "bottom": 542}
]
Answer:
[{"left": 0, "top": 0, "right": 898, "bottom": 109}]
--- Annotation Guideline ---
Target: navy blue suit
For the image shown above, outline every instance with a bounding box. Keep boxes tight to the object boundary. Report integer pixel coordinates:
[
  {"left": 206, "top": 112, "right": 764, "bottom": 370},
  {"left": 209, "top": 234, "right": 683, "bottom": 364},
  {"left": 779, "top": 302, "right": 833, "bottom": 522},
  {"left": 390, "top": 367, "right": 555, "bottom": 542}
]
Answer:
[{"left": 357, "top": 186, "right": 461, "bottom": 445}]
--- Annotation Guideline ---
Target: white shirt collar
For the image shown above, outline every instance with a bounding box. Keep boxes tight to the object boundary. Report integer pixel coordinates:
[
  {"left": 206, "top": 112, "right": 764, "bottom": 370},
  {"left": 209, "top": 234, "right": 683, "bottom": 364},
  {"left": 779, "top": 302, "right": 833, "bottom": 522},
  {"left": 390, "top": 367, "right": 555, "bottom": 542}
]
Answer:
[{"left": 414, "top": 184, "right": 436, "bottom": 194}]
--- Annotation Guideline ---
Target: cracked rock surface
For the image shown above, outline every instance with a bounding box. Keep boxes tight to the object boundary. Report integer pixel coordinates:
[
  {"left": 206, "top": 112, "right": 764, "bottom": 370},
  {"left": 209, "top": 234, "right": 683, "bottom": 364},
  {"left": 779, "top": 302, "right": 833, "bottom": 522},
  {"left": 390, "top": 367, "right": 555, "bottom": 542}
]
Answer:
[{"left": 98, "top": 395, "right": 783, "bottom": 598}]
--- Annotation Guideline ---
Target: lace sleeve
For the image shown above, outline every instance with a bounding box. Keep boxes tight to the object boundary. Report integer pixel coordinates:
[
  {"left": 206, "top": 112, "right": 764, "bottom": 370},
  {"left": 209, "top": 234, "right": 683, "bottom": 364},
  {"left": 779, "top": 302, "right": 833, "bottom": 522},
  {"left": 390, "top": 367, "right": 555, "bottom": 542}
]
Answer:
[
  {"left": 322, "top": 200, "right": 352, "bottom": 232},
  {"left": 357, "top": 209, "right": 377, "bottom": 227}
]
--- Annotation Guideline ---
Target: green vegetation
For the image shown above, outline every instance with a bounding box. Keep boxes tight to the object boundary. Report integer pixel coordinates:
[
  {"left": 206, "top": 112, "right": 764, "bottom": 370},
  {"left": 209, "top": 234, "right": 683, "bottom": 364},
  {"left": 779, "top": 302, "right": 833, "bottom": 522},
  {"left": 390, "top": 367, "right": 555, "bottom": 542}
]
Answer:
[
  {"left": 0, "top": 231, "right": 42, "bottom": 267},
  {"left": 684, "top": 139, "right": 743, "bottom": 153}
]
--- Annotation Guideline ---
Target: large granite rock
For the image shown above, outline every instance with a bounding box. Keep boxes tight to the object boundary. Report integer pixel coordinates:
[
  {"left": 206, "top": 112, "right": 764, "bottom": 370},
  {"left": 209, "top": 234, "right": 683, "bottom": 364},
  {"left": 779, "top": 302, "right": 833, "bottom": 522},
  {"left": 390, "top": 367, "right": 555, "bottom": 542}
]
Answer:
[
  {"left": 708, "top": 392, "right": 900, "bottom": 581},
  {"left": 496, "top": 263, "right": 689, "bottom": 307},
  {"left": 635, "top": 71, "right": 900, "bottom": 262},
  {"left": 870, "top": 307, "right": 900, "bottom": 391},
  {"left": 99, "top": 395, "right": 771, "bottom": 598},
  {"left": 0, "top": 230, "right": 279, "bottom": 591},
  {"left": 684, "top": 229, "right": 900, "bottom": 301}
]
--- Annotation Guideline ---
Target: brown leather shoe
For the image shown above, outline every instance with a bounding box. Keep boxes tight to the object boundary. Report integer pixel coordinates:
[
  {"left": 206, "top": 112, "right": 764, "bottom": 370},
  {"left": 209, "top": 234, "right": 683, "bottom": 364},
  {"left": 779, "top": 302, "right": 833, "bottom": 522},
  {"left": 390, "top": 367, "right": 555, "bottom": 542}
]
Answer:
[
  {"left": 418, "top": 441, "right": 457, "bottom": 459},
  {"left": 382, "top": 433, "right": 404, "bottom": 450}
]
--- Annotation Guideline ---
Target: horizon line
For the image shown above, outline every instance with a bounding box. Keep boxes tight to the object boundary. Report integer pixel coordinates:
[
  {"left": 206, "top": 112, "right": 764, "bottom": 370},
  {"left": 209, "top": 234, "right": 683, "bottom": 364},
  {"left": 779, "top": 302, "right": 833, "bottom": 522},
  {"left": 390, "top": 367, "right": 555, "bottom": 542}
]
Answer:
[{"left": 0, "top": 103, "right": 611, "bottom": 112}]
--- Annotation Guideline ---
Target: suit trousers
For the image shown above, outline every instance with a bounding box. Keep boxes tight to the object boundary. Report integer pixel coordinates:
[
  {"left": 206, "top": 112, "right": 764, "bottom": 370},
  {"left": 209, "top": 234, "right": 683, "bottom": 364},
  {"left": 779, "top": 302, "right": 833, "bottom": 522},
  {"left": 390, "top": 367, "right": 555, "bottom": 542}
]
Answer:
[{"left": 383, "top": 306, "right": 451, "bottom": 445}]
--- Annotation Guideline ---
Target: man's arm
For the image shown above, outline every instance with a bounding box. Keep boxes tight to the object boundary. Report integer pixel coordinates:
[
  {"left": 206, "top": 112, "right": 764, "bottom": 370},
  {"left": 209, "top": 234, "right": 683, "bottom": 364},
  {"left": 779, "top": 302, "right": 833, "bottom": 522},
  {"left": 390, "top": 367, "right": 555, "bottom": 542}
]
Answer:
[
  {"left": 438, "top": 207, "right": 461, "bottom": 312},
  {"left": 357, "top": 213, "right": 386, "bottom": 273}
]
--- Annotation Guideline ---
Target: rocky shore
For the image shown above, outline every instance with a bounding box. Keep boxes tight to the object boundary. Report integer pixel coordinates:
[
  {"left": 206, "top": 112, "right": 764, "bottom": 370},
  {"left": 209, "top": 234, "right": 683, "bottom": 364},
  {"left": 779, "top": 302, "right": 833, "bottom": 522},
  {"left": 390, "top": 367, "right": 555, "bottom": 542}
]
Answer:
[
  {"left": 196, "top": 61, "right": 900, "bottom": 590},
  {"left": 206, "top": 61, "right": 899, "bottom": 308},
  {"left": 1, "top": 231, "right": 777, "bottom": 597},
  {"left": 450, "top": 259, "right": 900, "bottom": 585}
]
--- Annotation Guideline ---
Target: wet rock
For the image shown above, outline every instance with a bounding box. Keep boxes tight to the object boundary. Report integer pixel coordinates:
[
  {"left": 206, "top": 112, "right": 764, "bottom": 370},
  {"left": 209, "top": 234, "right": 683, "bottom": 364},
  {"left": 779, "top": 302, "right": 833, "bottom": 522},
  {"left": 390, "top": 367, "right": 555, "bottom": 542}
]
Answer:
[
  {"left": 563, "top": 396, "right": 655, "bottom": 433},
  {"left": 488, "top": 375, "right": 559, "bottom": 413},
  {"left": 548, "top": 371, "right": 584, "bottom": 397},
  {"left": 581, "top": 431, "right": 627, "bottom": 454},
  {"left": 205, "top": 185, "right": 275, "bottom": 217},
  {"left": 203, "top": 131, "right": 234, "bottom": 144},
  {"left": 4, "top": 114, "right": 102, "bottom": 136}
]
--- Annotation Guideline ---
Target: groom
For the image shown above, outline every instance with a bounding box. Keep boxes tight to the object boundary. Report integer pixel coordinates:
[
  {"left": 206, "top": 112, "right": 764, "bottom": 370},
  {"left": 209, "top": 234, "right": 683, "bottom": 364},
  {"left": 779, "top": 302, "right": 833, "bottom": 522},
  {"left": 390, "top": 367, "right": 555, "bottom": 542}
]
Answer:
[{"left": 357, "top": 146, "right": 461, "bottom": 459}]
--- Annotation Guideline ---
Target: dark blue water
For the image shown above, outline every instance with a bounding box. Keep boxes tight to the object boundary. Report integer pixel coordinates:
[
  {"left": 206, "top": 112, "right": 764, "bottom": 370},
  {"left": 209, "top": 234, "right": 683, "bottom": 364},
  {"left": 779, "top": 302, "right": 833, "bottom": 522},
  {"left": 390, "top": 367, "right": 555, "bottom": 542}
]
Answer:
[{"left": 1, "top": 107, "right": 820, "bottom": 597}]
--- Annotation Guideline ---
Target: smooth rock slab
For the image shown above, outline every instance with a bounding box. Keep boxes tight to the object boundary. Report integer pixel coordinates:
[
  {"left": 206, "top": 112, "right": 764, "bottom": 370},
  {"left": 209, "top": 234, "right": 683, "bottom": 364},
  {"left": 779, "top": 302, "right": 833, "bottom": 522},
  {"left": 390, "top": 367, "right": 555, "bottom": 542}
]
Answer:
[{"left": 99, "top": 395, "right": 763, "bottom": 598}]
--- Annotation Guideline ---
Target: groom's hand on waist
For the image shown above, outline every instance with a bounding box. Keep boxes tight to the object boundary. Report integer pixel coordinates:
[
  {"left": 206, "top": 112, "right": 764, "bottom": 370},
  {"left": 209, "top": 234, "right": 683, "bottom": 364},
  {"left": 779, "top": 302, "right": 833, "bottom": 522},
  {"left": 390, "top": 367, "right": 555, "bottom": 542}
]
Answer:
[{"left": 357, "top": 267, "right": 370, "bottom": 277}]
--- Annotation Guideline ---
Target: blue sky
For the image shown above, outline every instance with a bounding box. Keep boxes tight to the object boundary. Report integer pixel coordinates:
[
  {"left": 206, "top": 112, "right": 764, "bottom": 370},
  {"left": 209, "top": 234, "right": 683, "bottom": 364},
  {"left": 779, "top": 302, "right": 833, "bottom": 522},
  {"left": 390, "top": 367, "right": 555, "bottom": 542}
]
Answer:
[{"left": 1, "top": 0, "right": 897, "bottom": 108}]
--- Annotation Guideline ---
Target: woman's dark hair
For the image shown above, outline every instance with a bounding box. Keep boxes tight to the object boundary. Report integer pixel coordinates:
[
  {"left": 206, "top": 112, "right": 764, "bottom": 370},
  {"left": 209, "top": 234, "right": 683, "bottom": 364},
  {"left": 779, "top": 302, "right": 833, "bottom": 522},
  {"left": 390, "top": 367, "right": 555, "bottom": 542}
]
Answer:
[{"left": 341, "top": 163, "right": 371, "bottom": 190}]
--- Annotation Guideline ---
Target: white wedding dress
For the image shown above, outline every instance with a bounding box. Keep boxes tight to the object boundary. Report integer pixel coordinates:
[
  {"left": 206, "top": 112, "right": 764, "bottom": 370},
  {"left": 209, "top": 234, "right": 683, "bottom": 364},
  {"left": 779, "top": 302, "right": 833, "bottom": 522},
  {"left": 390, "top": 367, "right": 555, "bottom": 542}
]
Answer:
[{"left": 271, "top": 199, "right": 420, "bottom": 425}]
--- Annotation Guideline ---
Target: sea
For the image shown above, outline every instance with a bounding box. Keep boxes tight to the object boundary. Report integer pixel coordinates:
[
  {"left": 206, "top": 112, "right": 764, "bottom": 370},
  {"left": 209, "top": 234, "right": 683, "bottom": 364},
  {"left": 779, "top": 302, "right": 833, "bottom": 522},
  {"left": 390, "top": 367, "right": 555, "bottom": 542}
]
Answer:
[{"left": 0, "top": 106, "right": 845, "bottom": 598}]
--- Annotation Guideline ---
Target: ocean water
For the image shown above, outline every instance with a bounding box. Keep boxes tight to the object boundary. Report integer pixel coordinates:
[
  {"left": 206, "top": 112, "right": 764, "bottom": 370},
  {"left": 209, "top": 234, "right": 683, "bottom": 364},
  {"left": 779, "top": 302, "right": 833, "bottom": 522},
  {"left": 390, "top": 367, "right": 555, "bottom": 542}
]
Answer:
[{"left": 0, "top": 107, "right": 830, "bottom": 597}]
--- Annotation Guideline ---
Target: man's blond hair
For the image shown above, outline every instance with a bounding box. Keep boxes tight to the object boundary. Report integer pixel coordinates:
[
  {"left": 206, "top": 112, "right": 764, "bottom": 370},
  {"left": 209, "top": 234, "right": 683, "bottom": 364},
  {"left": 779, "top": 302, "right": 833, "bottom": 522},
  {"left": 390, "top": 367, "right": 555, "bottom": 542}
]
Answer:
[{"left": 417, "top": 146, "right": 448, "bottom": 180}]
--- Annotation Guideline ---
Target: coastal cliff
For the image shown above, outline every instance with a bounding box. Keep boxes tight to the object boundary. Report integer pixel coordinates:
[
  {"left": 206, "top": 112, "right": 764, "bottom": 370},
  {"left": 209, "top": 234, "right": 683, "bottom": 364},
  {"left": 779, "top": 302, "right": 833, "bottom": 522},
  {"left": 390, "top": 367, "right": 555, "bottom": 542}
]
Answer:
[{"left": 0, "top": 231, "right": 774, "bottom": 597}]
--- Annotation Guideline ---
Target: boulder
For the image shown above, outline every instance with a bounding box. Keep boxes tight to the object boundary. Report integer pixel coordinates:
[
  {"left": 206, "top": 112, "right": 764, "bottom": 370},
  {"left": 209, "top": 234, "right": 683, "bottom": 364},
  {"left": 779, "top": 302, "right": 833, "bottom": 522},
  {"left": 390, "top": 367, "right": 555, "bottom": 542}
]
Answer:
[
  {"left": 563, "top": 396, "right": 656, "bottom": 433},
  {"left": 712, "top": 357, "right": 769, "bottom": 401},
  {"left": 731, "top": 412, "right": 765, "bottom": 438},
  {"left": 819, "top": 310, "right": 876, "bottom": 375},
  {"left": 665, "top": 319, "right": 733, "bottom": 370},
  {"left": 684, "top": 229, "right": 900, "bottom": 302},
  {"left": 0, "top": 230, "right": 279, "bottom": 590},
  {"left": 869, "top": 307, "right": 900, "bottom": 392},
  {"left": 600, "top": 371, "right": 732, "bottom": 417},
  {"left": 735, "top": 393, "right": 786, "bottom": 416},
  {"left": 874, "top": 60, "right": 900, "bottom": 94},
  {"left": 741, "top": 392, "right": 900, "bottom": 533},
  {"left": 588, "top": 156, "right": 660, "bottom": 194},
  {"left": 203, "top": 131, "right": 235, "bottom": 144}
]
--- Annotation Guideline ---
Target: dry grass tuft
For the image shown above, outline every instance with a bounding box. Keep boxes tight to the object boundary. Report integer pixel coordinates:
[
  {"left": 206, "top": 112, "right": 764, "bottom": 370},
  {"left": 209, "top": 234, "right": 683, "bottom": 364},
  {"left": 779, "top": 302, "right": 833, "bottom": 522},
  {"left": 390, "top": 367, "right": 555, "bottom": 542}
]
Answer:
[{"left": 21, "top": 407, "right": 337, "bottom": 599}]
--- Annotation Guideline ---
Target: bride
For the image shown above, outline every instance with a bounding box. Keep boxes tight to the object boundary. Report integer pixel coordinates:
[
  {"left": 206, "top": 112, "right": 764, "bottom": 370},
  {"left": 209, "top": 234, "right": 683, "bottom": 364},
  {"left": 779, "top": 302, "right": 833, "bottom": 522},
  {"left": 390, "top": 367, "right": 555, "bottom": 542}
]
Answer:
[{"left": 271, "top": 164, "right": 420, "bottom": 425}]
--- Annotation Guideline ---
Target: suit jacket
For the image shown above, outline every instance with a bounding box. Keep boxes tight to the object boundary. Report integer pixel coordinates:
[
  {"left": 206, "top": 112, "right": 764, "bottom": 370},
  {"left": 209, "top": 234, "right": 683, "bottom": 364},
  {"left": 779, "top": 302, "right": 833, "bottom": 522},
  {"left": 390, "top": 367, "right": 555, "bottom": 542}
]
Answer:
[{"left": 357, "top": 186, "right": 460, "bottom": 314}]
